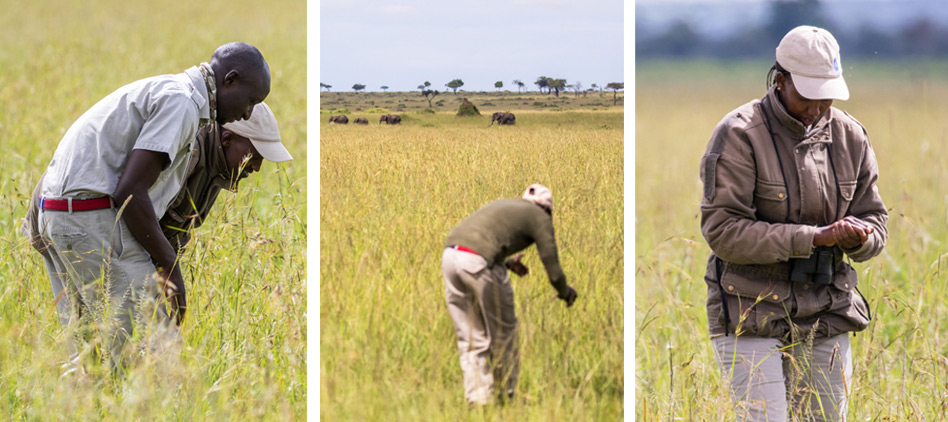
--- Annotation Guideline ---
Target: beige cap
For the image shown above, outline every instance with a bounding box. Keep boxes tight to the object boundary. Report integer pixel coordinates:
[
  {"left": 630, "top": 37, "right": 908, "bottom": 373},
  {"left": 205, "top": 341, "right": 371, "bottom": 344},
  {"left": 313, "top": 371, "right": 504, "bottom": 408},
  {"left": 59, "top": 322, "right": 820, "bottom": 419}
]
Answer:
[
  {"left": 775, "top": 25, "right": 849, "bottom": 101},
  {"left": 223, "top": 102, "right": 293, "bottom": 162},
  {"left": 522, "top": 183, "right": 553, "bottom": 211}
]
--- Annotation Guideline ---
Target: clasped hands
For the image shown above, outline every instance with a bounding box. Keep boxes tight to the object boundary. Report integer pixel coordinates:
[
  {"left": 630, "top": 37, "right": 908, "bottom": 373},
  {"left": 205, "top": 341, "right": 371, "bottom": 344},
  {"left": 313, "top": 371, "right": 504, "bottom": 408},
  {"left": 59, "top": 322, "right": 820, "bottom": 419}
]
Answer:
[{"left": 813, "top": 216, "right": 873, "bottom": 250}]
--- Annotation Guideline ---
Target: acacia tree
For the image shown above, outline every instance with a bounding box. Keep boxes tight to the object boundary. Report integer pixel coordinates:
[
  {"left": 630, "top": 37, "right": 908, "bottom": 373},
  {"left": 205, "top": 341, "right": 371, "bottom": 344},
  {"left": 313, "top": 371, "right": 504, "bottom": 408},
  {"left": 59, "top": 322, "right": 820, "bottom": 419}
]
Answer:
[
  {"left": 352, "top": 83, "right": 366, "bottom": 93},
  {"left": 445, "top": 79, "right": 464, "bottom": 94},
  {"left": 606, "top": 82, "right": 624, "bottom": 105},
  {"left": 549, "top": 78, "right": 567, "bottom": 97},
  {"left": 535, "top": 76, "right": 551, "bottom": 94},
  {"left": 419, "top": 81, "right": 439, "bottom": 108},
  {"left": 513, "top": 79, "right": 524, "bottom": 93},
  {"left": 380, "top": 86, "right": 389, "bottom": 92},
  {"left": 568, "top": 81, "right": 584, "bottom": 98},
  {"left": 591, "top": 83, "right": 603, "bottom": 97},
  {"left": 320, "top": 82, "right": 332, "bottom": 92},
  {"left": 494, "top": 81, "right": 503, "bottom": 91}
]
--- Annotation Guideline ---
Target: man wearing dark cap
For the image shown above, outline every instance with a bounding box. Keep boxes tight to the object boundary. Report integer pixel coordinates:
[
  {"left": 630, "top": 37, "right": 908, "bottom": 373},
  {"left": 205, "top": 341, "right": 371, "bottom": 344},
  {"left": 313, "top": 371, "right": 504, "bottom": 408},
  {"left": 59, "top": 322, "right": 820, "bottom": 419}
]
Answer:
[
  {"left": 32, "top": 42, "right": 271, "bottom": 370},
  {"left": 442, "top": 183, "right": 578, "bottom": 405}
]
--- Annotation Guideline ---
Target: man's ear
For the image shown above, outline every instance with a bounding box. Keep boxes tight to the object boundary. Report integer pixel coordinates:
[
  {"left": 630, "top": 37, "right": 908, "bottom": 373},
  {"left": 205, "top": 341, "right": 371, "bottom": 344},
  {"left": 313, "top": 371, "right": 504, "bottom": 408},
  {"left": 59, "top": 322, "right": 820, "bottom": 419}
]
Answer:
[
  {"left": 223, "top": 70, "right": 240, "bottom": 87},
  {"left": 220, "top": 130, "right": 232, "bottom": 147}
]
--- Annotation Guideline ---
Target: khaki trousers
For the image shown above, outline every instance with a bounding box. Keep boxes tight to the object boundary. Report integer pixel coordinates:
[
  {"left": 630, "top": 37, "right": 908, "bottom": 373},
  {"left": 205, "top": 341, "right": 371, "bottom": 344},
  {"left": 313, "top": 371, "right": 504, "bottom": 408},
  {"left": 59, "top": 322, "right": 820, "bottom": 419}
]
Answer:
[
  {"left": 712, "top": 333, "right": 852, "bottom": 422},
  {"left": 39, "top": 207, "right": 178, "bottom": 370},
  {"left": 442, "top": 247, "right": 519, "bottom": 405}
]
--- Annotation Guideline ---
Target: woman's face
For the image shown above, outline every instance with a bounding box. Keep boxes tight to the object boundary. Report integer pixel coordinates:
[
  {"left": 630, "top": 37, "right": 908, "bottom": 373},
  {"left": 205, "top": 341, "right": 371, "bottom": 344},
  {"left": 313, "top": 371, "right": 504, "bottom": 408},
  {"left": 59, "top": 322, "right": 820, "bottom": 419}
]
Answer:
[{"left": 775, "top": 73, "right": 833, "bottom": 127}]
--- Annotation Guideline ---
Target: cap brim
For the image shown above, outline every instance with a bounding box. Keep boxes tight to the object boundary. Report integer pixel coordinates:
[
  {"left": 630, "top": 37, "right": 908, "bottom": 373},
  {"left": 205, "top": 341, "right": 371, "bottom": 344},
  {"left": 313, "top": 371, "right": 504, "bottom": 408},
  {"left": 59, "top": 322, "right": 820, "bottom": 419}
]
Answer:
[
  {"left": 249, "top": 139, "right": 293, "bottom": 163},
  {"left": 790, "top": 73, "right": 850, "bottom": 101}
]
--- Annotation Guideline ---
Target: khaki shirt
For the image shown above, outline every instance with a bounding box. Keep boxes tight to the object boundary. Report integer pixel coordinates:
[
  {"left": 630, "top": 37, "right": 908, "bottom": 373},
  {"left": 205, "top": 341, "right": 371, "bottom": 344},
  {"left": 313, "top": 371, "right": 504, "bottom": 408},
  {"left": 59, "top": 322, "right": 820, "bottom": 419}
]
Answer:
[
  {"left": 41, "top": 67, "right": 210, "bottom": 217},
  {"left": 699, "top": 86, "right": 888, "bottom": 340}
]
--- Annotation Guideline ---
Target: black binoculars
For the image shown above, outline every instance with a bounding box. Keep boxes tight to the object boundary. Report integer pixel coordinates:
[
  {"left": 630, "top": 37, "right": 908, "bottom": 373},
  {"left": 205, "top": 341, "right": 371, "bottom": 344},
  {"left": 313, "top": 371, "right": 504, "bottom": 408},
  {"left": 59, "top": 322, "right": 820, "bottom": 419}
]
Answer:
[{"left": 789, "top": 246, "right": 836, "bottom": 285}]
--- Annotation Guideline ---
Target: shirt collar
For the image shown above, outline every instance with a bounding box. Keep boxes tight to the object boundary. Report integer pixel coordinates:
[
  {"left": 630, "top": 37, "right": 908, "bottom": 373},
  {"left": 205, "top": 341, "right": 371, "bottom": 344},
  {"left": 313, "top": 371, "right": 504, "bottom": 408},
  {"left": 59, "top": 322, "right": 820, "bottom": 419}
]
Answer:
[{"left": 183, "top": 66, "right": 212, "bottom": 127}]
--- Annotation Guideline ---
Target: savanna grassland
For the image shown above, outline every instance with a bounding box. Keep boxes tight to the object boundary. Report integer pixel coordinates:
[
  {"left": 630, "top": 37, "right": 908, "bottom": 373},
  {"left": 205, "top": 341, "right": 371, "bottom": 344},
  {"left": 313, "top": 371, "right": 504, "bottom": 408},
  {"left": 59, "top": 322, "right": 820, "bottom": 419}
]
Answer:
[
  {"left": 636, "top": 59, "right": 948, "bottom": 420},
  {"left": 320, "top": 92, "right": 624, "bottom": 420},
  {"left": 0, "top": 1, "right": 305, "bottom": 420}
]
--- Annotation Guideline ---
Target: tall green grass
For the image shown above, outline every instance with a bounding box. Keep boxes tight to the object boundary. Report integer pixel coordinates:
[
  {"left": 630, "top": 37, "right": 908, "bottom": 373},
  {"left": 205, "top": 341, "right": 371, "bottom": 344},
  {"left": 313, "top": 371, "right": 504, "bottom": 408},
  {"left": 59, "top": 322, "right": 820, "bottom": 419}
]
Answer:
[
  {"left": 320, "top": 107, "right": 624, "bottom": 420},
  {"left": 636, "top": 59, "right": 948, "bottom": 420},
  {"left": 0, "top": 1, "right": 305, "bottom": 420}
]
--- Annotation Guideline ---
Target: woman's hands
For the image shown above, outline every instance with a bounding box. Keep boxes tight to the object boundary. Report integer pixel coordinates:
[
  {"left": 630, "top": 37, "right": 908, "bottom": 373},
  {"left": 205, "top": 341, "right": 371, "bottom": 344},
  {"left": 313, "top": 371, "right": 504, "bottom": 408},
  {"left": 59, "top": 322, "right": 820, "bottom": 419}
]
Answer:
[{"left": 813, "top": 216, "right": 873, "bottom": 249}]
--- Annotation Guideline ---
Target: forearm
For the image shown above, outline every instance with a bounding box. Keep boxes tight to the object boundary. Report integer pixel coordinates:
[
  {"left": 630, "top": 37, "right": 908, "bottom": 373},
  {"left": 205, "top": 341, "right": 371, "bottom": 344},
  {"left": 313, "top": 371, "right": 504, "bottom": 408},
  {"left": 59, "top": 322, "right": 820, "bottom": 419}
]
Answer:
[
  {"left": 115, "top": 187, "right": 179, "bottom": 273},
  {"left": 701, "top": 210, "right": 817, "bottom": 264}
]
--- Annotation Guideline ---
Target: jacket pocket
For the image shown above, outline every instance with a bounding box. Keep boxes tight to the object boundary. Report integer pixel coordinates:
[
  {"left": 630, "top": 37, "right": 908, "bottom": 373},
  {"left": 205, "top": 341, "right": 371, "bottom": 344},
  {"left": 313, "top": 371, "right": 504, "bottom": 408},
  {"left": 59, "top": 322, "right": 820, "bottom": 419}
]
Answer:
[
  {"left": 836, "top": 179, "right": 857, "bottom": 219},
  {"left": 754, "top": 179, "right": 788, "bottom": 222},
  {"left": 720, "top": 265, "right": 793, "bottom": 337}
]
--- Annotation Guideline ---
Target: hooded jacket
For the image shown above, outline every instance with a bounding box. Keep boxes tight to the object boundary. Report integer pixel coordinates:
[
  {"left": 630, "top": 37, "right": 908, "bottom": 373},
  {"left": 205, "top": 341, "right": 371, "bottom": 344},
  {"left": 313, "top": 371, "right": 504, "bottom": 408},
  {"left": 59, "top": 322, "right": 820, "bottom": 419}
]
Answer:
[{"left": 699, "top": 86, "right": 888, "bottom": 341}]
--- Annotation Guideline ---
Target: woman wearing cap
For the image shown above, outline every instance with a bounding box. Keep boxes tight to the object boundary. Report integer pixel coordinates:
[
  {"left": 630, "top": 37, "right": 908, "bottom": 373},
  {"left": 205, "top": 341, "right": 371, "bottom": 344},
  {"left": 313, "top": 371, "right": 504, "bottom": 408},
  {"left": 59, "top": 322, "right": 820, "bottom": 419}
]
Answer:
[
  {"left": 699, "top": 26, "right": 887, "bottom": 421},
  {"left": 160, "top": 101, "right": 293, "bottom": 251}
]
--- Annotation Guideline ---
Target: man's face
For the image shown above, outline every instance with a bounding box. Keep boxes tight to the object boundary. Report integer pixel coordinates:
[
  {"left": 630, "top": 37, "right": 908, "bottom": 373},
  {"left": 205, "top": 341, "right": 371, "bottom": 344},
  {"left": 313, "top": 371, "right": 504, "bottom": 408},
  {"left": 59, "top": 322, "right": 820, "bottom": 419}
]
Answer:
[
  {"left": 221, "top": 130, "right": 264, "bottom": 186},
  {"left": 776, "top": 73, "right": 833, "bottom": 127},
  {"left": 216, "top": 71, "right": 270, "bottom": 125}
]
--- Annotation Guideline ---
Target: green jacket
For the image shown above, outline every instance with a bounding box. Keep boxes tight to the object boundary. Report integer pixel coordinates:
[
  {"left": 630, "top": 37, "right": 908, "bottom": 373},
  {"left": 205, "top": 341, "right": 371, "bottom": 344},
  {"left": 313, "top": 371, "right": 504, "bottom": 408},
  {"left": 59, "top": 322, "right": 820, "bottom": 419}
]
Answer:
[
  {"left": 445, "top": 198, "right": 568, "bottom": 296},
  {"left": 159, "top": 123, "right": 232, "bottom": 252}
]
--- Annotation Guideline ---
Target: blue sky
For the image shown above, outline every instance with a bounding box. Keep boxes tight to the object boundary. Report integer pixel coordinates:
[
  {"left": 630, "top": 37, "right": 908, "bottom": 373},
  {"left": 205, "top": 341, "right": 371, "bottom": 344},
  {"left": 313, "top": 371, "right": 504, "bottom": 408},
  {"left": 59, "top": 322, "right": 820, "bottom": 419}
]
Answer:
[{"left": 319, "top": 0, "right": 624, "bottom": 92}]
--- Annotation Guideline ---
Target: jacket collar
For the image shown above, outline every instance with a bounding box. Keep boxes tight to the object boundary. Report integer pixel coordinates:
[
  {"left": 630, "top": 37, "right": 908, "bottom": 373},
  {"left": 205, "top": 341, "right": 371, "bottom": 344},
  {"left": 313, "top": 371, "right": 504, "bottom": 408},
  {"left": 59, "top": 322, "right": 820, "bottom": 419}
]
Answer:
[
  {"left": 204, "top": 124, "right": 235, "bottom": 192},
  {"left": 761, "top": 85, "right": 833, "bottom": 145}
]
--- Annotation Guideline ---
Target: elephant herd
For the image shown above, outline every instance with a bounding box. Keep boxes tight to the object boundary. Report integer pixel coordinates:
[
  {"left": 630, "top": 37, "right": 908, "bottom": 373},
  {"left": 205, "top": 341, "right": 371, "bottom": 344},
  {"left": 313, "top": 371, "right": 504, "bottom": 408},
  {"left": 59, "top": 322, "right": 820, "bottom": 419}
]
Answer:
[
  {"left": 327, "top": 112, "right": 517, "bottom": 126},
  {"left": 327, "top": 114, "right": 401, "bottom": 125}
]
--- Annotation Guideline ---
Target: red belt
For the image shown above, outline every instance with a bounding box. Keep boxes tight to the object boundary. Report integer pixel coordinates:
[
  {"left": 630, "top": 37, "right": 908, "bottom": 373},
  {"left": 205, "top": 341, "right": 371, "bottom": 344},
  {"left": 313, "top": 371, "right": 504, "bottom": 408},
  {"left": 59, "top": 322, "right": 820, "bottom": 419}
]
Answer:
[
  {"left": 41, "top": 197, "right": 114, "bottom": 212},
  {"left": 450, "top": 245, "right": 479, "bottom": 255}
]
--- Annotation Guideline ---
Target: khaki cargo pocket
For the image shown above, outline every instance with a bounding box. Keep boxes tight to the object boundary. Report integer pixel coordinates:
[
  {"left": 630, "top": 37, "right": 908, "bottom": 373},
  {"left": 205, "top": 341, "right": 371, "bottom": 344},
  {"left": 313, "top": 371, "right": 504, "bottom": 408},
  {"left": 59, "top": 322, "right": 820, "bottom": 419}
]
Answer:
[
  {"left": 831, "top": 264, "right": 870, "bottom": 329},
  {"left": 753, "top": 179, "right": 788, "bottom": 222},
  {"left": 720, "top": 265, "right": 792, "bottom": 337}
]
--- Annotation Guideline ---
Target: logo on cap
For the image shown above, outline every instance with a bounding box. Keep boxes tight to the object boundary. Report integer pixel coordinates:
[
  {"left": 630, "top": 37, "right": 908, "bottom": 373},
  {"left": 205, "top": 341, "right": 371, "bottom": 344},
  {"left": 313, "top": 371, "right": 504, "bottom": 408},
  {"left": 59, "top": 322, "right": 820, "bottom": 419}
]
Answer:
[{"left": 833, "top": 58, "right": 839, "bottom": 72}]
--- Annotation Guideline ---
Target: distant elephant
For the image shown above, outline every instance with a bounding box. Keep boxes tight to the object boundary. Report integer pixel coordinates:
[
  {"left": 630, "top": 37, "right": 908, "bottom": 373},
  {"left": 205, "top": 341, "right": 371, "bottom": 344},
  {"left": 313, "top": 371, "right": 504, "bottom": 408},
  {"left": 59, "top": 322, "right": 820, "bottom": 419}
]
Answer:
[
  {"left": 353, "top": 118, "right": 369, "bottom": 124},
  {"left": 490, "top": 112, "right": 515, "bottom": 126},
  {"left": 379, "top": 114, "right": 402, "bottom": 125},
  {"left": 329, "top": 115, "right": 349, "bottom": 124}
]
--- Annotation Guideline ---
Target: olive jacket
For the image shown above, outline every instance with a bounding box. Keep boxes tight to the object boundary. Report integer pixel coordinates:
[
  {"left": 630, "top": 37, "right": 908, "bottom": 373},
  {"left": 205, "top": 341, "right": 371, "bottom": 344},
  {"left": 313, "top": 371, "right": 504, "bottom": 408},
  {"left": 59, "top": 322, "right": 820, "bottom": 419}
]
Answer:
[
  {"left": 159, "top": 123, "right": 232, "bottom": 252},
  {"left": 699, "top": 86, "right": 888, "bottom": 341}
]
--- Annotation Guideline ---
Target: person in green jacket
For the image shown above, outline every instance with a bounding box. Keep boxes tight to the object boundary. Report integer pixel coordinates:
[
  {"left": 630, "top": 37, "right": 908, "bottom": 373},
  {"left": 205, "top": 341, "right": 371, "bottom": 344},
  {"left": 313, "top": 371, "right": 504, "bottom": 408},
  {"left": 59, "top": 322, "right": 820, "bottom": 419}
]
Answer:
[{"left": 442, "top": 184, "right": 577, "bottom": 405}]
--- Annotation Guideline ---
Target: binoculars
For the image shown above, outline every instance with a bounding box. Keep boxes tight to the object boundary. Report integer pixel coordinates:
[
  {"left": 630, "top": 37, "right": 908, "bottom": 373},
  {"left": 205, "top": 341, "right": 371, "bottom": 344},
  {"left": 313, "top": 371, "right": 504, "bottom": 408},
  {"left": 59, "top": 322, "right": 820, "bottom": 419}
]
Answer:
[{"left": 789, "top": 246, "right": 836, "bottom": 285}]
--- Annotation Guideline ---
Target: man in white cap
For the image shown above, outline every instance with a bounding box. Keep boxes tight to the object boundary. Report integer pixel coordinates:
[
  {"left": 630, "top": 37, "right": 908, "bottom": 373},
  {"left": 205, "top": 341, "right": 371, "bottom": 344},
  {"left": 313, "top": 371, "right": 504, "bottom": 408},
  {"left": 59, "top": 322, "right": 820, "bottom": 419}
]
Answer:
[
  {"left": 160, "top": 101, "right": 292, "bottom": 252},
  {"left": 441, "top": 184, "right": 578, "bottom": 405}
]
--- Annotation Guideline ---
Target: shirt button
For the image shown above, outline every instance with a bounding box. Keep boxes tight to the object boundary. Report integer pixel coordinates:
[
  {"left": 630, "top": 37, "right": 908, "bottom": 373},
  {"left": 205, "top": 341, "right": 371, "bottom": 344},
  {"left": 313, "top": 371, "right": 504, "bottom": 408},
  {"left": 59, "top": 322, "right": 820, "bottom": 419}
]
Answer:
[
  {"left": 778, "top": 193, "right": 785, "bottom": 199},
  {"left": 772, "top": 294, "right": 779, "bottom": 300},
  {"left": 795, "top": 148, "right": 800, "bottom": 154},
  {"left": 727, "top": 285, "right": 734, "bottom": 292}
]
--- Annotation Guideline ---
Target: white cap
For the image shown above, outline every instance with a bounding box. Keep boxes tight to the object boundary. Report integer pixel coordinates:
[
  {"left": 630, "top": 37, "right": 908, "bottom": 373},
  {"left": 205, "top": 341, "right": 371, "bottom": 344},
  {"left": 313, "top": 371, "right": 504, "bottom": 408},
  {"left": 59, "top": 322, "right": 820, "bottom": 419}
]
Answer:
[
  {"left": 223, "top": 102, "right": 293, "bottom": 162},
  {"left": 522, "top": 183, "right": 553, "bottom": 212},
  {"left": 775, "top": 25, "right": 849, "bottom": 101}
]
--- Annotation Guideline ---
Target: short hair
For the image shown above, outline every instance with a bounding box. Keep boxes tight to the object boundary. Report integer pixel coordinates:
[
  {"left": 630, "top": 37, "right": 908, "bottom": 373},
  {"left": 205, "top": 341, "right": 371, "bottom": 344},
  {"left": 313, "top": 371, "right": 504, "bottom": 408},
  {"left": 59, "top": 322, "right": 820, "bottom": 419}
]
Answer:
[{"left": 211, "top": 42, "right": 270, "bottom": 85}]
